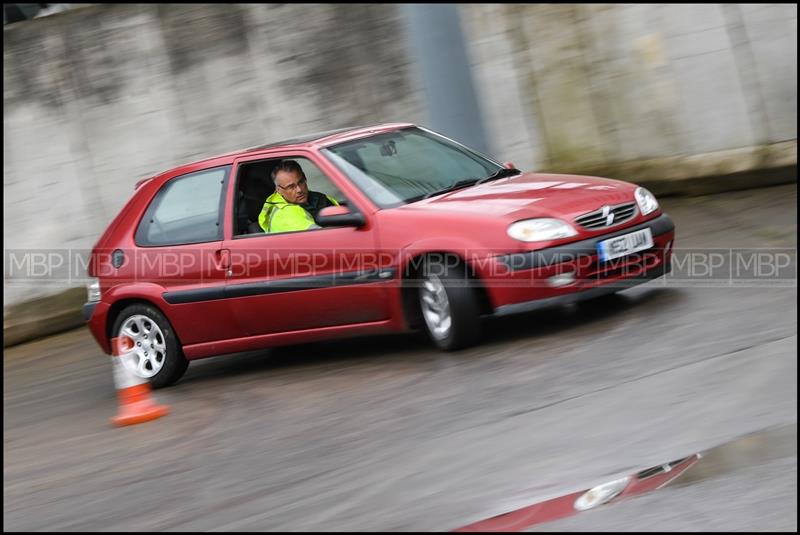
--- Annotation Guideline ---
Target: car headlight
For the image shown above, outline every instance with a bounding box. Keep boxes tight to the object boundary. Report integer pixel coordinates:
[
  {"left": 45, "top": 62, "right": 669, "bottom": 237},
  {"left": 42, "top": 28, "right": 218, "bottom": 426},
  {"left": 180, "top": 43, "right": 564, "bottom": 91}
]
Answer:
[
  {"left": 573, "top": 476, "right": 630, "bottom": 511},
  {"left": 507, "top": 218, "right": 578, "bottom": 242},
  {"left": 635, "top": 187, "right": 659, "bottom": 216},
  {"left": 86, "top": 278, "right": 101, "bottom": 303}
]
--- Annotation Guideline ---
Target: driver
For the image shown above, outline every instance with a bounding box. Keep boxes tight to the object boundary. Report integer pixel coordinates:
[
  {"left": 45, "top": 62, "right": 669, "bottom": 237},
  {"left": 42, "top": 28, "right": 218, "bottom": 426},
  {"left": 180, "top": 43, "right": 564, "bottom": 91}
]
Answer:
[{"left": 258, "top": 160, "right": 338, "bottom": 233}]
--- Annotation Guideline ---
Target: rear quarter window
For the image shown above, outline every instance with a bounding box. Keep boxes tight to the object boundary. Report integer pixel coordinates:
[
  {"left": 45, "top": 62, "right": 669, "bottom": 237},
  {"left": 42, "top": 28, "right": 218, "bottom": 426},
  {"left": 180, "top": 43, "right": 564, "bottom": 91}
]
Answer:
[{"left": 135, "top": 166, "right": 229, "bottom": 246}]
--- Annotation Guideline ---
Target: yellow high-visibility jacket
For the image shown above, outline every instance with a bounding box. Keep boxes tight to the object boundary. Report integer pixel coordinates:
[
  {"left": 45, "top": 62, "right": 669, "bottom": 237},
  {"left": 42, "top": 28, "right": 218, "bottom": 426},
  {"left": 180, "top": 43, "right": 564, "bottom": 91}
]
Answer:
[{"left": 258, "top": 191, "right": 338, "bottom": 233}]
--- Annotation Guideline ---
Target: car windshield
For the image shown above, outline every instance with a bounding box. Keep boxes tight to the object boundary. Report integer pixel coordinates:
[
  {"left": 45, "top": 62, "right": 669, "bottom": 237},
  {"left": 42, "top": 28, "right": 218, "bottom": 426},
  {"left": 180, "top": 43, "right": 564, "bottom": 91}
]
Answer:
[{"left": 321, "top": 127, "right": 505, "bottom": 208}]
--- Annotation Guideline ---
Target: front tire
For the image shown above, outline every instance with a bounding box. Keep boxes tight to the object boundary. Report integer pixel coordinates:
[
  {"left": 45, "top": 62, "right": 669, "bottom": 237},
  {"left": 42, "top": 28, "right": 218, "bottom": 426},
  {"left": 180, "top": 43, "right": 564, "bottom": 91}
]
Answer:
[
  {"left": 418, "top": 259, "right": 482, "bottom": 351},
  {"left": 111, "top": 303, "right": 188, "bottom": 389}
]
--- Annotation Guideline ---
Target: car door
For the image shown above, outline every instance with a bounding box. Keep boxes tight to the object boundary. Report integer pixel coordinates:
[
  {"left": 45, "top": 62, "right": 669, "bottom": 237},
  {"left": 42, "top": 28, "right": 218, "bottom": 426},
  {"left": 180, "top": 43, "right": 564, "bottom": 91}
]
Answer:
[
  {"left": 221, "top": 151, "right": 392, "bottom": 337},
  {"left": 134, "top": 165, "right": 238, "bottom": 346}
]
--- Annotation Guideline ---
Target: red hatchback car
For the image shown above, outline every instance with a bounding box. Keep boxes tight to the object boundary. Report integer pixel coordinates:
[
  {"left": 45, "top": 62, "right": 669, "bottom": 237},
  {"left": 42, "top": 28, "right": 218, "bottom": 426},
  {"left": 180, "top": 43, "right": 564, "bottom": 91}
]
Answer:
[{"left": 84, "top": 124, "right": 674, "bottom": 387}]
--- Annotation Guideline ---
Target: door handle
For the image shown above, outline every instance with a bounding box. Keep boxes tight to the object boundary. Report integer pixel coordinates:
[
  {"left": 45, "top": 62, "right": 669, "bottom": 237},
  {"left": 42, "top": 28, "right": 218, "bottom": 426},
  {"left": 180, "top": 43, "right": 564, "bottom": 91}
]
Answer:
[{"left": 215, "top": 248, "right": 231, "bottom": 271}]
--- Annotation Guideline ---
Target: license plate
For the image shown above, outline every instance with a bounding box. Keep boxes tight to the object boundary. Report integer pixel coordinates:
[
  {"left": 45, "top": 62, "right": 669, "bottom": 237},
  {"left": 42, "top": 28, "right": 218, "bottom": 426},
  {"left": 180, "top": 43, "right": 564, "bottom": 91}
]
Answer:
[{"left": 597, "top": 228, "right": 654, "bottom": 262}]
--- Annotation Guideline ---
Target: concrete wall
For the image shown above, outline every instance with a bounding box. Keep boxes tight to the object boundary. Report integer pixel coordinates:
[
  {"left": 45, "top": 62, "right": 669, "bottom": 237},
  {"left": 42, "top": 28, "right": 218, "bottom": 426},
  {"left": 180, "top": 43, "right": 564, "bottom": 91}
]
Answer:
[
  {"left": 3, "top": 3, "right": 797, "bottom": 310},
  {"left": 462, "top": 3, "right": 797, "bottom": 171},
  {"left": 3, "top": 4, "right": 427, "bottom": 306}
]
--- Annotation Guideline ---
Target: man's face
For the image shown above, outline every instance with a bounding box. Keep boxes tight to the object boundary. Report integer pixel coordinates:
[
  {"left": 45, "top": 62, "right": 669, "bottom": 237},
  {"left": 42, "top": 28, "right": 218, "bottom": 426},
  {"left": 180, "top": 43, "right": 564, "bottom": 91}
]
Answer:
[{"left": 275, "top": 169, "right": 309, "bottom": 204}]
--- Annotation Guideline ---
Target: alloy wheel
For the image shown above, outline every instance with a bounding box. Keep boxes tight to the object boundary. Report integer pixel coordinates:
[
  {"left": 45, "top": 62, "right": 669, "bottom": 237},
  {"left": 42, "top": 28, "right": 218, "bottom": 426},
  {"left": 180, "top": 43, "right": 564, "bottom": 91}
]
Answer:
[
  {"left": 117, "top": 314, "right": 167, "bottom": 378},
  {"left": 419, "top": 275, "right": 453, "bottom": 341}
]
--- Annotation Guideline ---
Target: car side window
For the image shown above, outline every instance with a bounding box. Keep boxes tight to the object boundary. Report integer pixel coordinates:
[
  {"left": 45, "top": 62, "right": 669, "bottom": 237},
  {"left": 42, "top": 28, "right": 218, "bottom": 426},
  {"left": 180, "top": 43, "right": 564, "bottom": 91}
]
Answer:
[
  {"left": 135, "top": 166, "right": 229, "bottom": 246},
  {"left": 297, "top": 158, "right": 345, "bottom": 203},
  {"left": 234, "top": 157, "right": 349, "bottom": 238}
]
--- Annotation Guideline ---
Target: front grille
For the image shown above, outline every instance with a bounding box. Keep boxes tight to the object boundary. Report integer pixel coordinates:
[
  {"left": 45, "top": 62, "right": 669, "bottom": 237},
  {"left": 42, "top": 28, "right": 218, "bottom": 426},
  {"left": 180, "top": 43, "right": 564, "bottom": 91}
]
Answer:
[{"left": 575, "top": 202, "right": 637, "bottom": 230}]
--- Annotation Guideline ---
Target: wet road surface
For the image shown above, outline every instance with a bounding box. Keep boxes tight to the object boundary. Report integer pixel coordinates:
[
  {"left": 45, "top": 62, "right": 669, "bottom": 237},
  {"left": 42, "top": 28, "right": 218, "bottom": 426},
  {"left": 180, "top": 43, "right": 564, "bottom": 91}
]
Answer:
[
  {"left": 4, "top": 185, "right": 797, "bottom": 531},
  {"left": 529, "top": 424, "right": 797, "bottom": 531}
]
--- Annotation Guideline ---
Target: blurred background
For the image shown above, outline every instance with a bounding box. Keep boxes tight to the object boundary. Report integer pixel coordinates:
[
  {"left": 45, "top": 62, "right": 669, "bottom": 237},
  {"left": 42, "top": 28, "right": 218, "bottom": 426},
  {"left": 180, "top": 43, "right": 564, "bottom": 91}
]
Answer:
[{"left": 3, "top": 4, "right": 796, "bottom": 321}]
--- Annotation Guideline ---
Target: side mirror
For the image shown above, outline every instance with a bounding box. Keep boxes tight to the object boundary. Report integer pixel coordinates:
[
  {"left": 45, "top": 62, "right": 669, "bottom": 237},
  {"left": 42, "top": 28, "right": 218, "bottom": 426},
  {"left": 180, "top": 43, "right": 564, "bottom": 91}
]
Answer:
[
  {"left": 503, "top": 161, "right": 516, "bottom": 170},
  {"left": 316, "top": 205, "right": 366, "bottom": 228}
]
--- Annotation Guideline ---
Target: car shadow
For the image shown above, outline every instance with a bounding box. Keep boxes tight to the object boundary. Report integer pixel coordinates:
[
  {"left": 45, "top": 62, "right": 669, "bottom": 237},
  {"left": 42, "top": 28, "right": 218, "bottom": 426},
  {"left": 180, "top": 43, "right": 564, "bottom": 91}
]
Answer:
[
  {"left": 180, "top": 332, "right": 430, "bottom": 386},
  {"left": 180, "top": 286, "right": 687, "bottom": 386},
  {"left": 482, "top": 286, "right": 686, "bottom": 346}
]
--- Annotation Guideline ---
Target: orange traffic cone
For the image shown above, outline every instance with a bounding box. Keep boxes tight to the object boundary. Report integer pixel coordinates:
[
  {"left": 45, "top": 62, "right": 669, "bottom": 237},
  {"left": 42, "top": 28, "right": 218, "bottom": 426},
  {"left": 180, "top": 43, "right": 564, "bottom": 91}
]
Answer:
[{"left": 110, "top": 336, "right": 169, "bottom": 426}]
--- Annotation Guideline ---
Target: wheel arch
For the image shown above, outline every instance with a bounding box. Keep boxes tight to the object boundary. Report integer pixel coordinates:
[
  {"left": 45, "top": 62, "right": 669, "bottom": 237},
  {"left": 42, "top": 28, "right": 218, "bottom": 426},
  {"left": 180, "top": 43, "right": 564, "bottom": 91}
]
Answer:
[
  {"left": 106, "top": 298, "right": 182, "bottom": 348},
  {"left": 399, "top": 250, "right": 493, "bottom": 330}
]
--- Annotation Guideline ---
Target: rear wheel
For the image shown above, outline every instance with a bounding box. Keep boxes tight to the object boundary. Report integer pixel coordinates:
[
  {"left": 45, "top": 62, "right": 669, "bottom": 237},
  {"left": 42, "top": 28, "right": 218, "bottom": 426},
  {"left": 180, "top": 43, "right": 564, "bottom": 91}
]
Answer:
[
  {"left": 111, "top": 303, "right": 188, "bottom": 389},
  {"left": 418, "top": 259, "right": 482, "bottom": 351}
]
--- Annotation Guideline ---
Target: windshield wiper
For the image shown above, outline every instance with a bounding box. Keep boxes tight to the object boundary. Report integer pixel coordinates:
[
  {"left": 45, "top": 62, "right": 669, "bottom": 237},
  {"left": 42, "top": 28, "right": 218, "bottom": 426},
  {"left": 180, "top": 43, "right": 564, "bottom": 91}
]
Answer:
[
  {"left": 475, "top": 167, "right": 522, "bottom": 185},
  {"left": 402, "top": 179, "right": 481, "bottom": 204},
  {"left": 405, "top": 169, "right": 521, "bottom": 204},
  {"left": 420, "top": 178, "right": 480, "bottom": 200}
]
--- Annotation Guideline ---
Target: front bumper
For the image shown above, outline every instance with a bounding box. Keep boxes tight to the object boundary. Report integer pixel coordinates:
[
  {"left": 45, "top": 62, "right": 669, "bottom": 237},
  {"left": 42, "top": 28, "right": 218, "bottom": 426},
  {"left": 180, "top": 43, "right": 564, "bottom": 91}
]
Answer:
[
  {"left": 82, "top": 302, "right": 97, "bottom": 321},
  {"left": 83, "top": 300, "right": 112, "bottom": 354},
  {"left": 493, "top": 261, "right": 670, "bottom": 316},
  {"left": 487, "top": 213, "right": 675, "bottom": 314}
]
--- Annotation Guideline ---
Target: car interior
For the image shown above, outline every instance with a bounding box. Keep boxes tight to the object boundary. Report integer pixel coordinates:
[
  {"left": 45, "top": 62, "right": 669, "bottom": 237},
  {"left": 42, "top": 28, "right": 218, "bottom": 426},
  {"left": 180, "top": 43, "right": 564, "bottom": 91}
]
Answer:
[
  {"left": 236, "top": 161, "right": 277, "bottom": 236},
  {"left": 234, "top": 158, "right": 349, "bottom": 237}
]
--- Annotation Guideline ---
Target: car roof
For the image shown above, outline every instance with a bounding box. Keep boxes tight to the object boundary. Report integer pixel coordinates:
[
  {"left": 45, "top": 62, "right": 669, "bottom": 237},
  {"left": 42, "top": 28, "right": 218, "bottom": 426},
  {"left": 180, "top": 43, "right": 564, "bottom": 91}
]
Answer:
[
  {"left": 244, "top": 126, "right": 366, "bottom": 151},
  {"left": 148, "top": 123, "right": 415, "bottom": 184}
]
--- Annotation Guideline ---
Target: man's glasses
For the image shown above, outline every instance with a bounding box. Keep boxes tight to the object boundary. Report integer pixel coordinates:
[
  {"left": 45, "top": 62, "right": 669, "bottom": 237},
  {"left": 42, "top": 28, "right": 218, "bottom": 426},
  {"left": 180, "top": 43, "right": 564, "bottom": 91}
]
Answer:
[{"left": 277, "top": 177, "right": 308, "bottom": 192}]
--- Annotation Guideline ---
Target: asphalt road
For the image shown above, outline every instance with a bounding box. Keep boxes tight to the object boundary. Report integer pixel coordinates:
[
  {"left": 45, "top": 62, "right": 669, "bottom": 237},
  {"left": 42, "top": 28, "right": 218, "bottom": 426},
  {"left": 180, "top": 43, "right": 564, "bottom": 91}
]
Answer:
[{"left": 4, "top": 184, "right": 797, "bottom": 531}]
